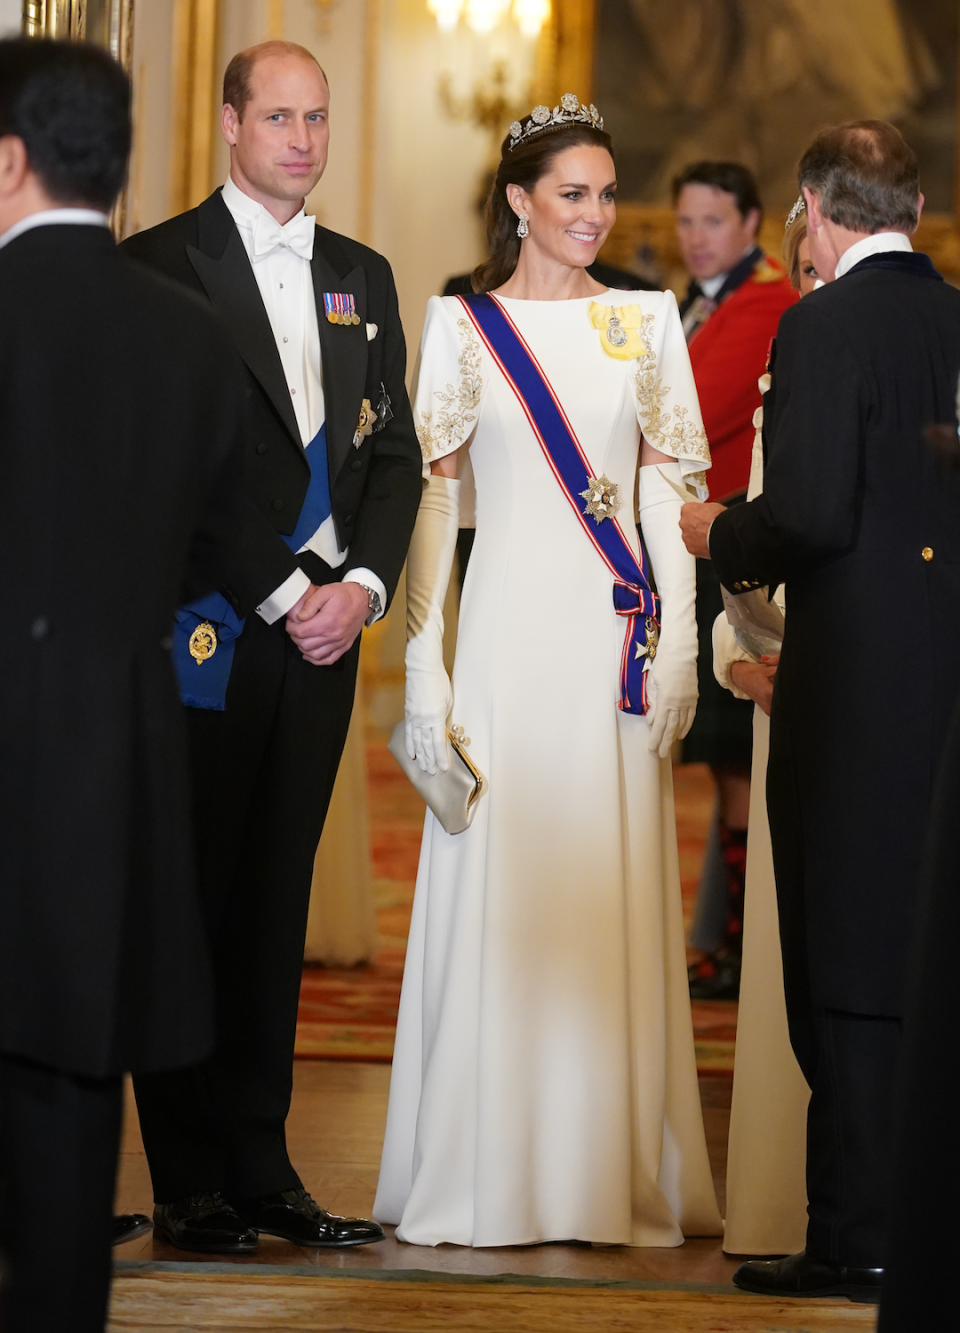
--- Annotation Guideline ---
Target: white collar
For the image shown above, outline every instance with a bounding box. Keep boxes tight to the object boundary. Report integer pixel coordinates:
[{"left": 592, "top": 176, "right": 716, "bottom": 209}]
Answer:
[
  {"left": 699, "top": 272, "right": 726, "bottom": 300},
  {"left": 0, "top": 207, "right": 109, "bottom": 251},
  {"left": 221, "top": 174, "right": 308, "bottom": 233},
  {"left": 698, "top": 244, "right": 758, "bottom": 299},
  {"left": 835, "top": 231, "right": 913, "bottom": 280}
]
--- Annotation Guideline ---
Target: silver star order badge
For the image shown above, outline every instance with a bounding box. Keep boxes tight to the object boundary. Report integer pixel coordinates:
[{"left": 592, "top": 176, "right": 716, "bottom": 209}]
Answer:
[
  {"left": 580, "top": 474, "right": 621, "bottom": 524},
  {"left": 635, "top": 617, "right": 659, "bottom": 662}
]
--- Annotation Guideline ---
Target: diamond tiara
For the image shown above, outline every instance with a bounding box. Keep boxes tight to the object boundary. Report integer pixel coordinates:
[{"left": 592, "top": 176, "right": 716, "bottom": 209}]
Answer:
[
  {"left": 508, "top": 93, "right": 604, "bottom": 152},
  {"left": 785, "top": 193, "right": 806, "bottom": 231}
]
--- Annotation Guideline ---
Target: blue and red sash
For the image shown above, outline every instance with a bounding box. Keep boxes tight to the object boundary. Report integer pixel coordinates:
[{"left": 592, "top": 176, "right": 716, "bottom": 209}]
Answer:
[{"left": 458, "top": 292, "right": 658, "bottom": 715}]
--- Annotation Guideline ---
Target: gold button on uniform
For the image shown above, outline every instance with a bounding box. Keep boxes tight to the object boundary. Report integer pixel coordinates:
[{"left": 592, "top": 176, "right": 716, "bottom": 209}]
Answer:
[
  {"left": 733, "top": 582, "right": 742, "bottom": 591},
  {"left": 922, "top": 547, "right": 934, "bottom": 562}
]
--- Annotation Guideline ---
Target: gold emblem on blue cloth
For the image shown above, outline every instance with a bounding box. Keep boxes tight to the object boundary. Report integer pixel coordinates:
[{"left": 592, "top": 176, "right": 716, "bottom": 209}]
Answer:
[
  {"left": 580, "top": 474, "right": 621, "bottom": 523},
  {"left": 635, "top": 616, "right": 659, "bottom": 662},
  {"left": 188, "top": 621, "right": 217, "bottom": 665}
]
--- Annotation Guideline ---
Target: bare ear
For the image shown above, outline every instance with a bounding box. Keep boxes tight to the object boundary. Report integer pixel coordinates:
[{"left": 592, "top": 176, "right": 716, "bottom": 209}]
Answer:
[
  {"left": 505, "top": 183, "right": 527, "bottom": 218},
  {"left": 0, "top": 135, "right": 29, "bottom": 199},
  {"left": 221, "top": 103, "right": 239, "bottom": 147},
  {"left": 802, "top": 187, "right": 822, "bottom": 232}
]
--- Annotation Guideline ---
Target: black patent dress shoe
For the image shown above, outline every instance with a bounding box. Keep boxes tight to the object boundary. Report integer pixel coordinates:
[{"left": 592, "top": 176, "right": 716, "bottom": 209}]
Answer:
[
  {"left": 153, "top": 1191, "right": 259, "bottom": 1254},
  {"left": 232, "top": 1187, "right": 384, "bottom": 1248},
  {"left": 113, "top": 1213, "right": 153, "bottom": 1245},
  {"left": 733, "top": 1250, "right": 883, "bottom": 1303}
]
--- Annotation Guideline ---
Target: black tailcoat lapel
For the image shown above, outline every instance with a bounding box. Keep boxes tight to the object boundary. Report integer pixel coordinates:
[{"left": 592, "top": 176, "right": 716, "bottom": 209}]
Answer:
[
  {"left": 311, "top": 239, "right": 368, "bottom": 478},
  {"left": 187, "top": 193, "right": 303, "bottom": 451}
]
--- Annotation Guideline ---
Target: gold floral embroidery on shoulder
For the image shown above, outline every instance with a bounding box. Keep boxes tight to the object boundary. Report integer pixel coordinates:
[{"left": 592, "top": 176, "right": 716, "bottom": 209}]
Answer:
[
  {"left": 633, "top": 311, "right": 711, "bottom": 464},
  {"left": 417, "top": 317, "right": 483, "bottom": 461}
]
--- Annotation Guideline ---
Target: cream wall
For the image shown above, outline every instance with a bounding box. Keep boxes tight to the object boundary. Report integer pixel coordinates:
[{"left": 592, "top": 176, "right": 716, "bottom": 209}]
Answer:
[{"left": 0, "top": 0, "right": 20, "bottom": 35}]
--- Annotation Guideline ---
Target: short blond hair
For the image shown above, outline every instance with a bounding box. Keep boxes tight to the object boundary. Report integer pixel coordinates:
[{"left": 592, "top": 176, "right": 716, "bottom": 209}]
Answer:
[{"left": 222, "top": 40, "right": 326, "bottom": 121}]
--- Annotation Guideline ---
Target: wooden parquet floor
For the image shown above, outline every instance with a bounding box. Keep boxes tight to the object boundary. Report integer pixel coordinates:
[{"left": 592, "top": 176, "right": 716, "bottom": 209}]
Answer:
[{"left": 110, "top": 1064, "right": 877, "bottom": 1333}]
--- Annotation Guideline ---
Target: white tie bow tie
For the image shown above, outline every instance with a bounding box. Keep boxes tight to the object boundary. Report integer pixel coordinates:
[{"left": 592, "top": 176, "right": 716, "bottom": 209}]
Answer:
[{"left": 251, "top": 209, "right": 316, "bottom": 261}]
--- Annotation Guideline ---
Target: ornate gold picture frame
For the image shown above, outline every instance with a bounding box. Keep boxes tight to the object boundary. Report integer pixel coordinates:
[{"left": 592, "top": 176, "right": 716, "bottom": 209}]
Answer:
[{"left": 544, "top": 0, "right": 960, "bottom": 284}]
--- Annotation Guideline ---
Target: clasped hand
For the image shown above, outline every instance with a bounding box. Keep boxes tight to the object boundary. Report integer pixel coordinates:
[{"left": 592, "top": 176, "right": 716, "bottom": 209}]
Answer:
[
  {"left": 679, "top": 501, "right": 727, "bottom": 559},
  {"left": 729, "top": 656, "right": 779, "bottom": 716},
  {"left": 285, "top": 581, "right": 369, "bottom": 666}
]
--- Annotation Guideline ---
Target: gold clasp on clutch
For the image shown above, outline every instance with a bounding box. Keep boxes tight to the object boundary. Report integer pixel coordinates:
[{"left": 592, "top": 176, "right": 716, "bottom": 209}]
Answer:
[{"left": 448, "top": 724, "right": 485, "bottom": 809}]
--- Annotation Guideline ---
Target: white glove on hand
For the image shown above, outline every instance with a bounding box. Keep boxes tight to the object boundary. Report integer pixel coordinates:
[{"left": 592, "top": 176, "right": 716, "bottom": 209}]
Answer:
[
  {"left": 638, "top": 462, "right": 699, "bottom": 758},
  {"left": 404, "top": 475, "right": 460, "bottom": 774}
]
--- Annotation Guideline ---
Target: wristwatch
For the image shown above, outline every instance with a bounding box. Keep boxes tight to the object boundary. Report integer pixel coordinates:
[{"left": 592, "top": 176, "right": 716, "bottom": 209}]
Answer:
[{"left": 357, "top": 583, "right": 382, "bottom": 620}]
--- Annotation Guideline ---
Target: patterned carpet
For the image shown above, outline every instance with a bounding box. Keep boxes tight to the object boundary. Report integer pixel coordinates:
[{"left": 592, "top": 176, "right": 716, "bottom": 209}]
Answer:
[{"left": 296, "top": 745, "right": 737, "bottom": 1072}]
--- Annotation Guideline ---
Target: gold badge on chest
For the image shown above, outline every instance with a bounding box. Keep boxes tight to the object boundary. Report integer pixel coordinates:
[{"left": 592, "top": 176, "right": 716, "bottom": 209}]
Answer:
[{"left": 588, "top": 302, "right": 646, "bottom": 360}]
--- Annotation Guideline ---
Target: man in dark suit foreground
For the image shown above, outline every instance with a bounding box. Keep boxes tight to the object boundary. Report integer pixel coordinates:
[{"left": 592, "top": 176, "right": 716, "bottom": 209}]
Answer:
[
  {"left": 124, "top": 42, "right": 422, "bottom": 1253},
  {"left": 0, "top": 37, "right": 291, "bottom": 1332},
  {"left": 681, "top": 120, "right": 960, "bottom": 1301}
]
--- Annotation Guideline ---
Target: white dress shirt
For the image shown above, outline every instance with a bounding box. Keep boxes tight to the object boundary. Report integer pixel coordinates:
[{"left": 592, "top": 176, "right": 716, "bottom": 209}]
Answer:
[
  {"left": 835, "top": 230, "right": 913, "bottom": 280},
  {"left": 221, "top": 176, "right": 385, "bottom": 624},
  {"left": 0, "top": 207, "right": 109, "bottom": 250}
]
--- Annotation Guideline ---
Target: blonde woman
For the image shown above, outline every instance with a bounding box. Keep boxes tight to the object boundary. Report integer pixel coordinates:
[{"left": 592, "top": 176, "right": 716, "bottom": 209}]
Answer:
[{"left": 712, "top": 205, "right": 818, "bottom": 1255}]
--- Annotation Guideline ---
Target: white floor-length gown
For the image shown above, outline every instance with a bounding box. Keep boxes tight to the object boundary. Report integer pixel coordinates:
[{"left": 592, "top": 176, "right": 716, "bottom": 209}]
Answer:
[
  {"left": 713, "top": 392, "right": 809, "bottom": 1255},
  {"left": 374, "top": 289, "right": 722, "bottom": 1247}
]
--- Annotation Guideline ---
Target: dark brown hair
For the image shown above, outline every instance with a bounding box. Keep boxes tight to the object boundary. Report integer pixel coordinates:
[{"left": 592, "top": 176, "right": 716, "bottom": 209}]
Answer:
[
  {"left": 472, "top": 122, "right": 615, "bottom": 293},
  {"left": 223, "top": 40, "right": 327, "bottom": 122},
  {"left": 798, "top": 120, "right": 919, "bottom": 234},
  {"left": 671, "top": 161, "right": 763, "bottom": 227}
]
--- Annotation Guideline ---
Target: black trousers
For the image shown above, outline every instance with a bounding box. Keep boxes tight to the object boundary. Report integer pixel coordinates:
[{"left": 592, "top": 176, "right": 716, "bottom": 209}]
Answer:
[
  {"left": 0, "top": 1052, "right": 122, "bottom": 1333},
  {"left": 786, "top": 1004, "right": 900, "bottom": 1267},
  {"left": 134, "top": 579, "right": 360, "bottom": 1203}
]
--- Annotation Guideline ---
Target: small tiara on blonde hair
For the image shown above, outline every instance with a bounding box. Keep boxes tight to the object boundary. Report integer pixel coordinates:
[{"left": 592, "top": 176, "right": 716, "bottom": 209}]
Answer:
[
  {"left": 785, "top": 194, "right": 806, "bottom": 231},
  {"left": 508, "top": 94, "right": 603, "bottom": 152}
]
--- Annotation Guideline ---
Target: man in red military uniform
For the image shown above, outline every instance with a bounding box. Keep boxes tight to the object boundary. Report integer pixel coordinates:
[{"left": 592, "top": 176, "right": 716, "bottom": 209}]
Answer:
[{"left": 675, "top": 161, "right": 797, "bottom": 999}]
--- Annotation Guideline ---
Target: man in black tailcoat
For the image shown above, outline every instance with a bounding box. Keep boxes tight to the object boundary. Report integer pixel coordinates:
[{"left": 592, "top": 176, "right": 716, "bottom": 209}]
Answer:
[
  {"left": 123, "top": 41, "right": 421, "bottom": 1253},
  {"left": 0, "top": 38, "right": 299, "bottom": 1333},
  {"left": 680, "top": 120, "right": 960, "bottom": 1301}
]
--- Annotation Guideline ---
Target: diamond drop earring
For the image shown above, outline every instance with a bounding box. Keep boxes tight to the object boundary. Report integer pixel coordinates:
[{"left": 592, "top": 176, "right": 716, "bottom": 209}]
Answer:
[{"left": 516, "top": 213, "right": 530, "bottom": 239}]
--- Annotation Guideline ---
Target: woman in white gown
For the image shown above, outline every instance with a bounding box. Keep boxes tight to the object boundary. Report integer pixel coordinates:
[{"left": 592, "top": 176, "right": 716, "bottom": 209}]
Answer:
[
  {"left": 713, "top": 210, "right": 817, "bottom": 1255},
  {"left": 374, "top": 98, "right": 722, "bottom": 1248}
]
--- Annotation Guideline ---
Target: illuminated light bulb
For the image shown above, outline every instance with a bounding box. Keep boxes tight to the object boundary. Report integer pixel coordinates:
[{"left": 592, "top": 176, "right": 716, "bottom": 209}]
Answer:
[
  {"left": 512, "top": 0, "right": 550, "bottom": 37},
  {"left": 427, "top": 0, "right": 463, "bottom": 31},
  {"left": 465, "top": 0, "right": 510, "bottom": 33}
]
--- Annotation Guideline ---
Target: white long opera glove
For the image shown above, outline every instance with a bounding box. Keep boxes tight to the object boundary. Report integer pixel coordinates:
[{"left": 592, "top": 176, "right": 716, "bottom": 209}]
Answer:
[
  {"left": 404, "top": 474, "right": 460, "bottom": 775},
  {"left": 638, "top": 461, "right": 699, "bottom": 757}
]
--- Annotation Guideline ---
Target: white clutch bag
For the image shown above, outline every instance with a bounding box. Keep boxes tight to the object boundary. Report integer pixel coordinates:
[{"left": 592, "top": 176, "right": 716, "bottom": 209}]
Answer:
[{"left": 388, "top": 721, "right": 487, "bottom": 835}]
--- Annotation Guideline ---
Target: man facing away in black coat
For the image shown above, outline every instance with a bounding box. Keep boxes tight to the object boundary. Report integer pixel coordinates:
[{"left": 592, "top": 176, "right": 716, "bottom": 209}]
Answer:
[
  {"left": 0, "top": 37, "right": 300, "bottom": 1333},
  {"left": 122, "top": 41, "right": 422, "bottom": 1254},
  {"left": 680, "top": 120, "right": 960, "bottom": 1302}
]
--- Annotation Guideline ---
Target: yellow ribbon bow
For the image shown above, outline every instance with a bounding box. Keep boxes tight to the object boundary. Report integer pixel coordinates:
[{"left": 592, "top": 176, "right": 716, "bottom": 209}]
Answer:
[{"left": 588, "top": 302, "right": 646, "bottom": 360}]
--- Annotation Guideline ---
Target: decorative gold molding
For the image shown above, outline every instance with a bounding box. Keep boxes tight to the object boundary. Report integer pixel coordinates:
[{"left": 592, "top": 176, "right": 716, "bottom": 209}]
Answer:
[
  {"left": 22, "top": 0, "right": 83, "bottom": 39},
  {"left": 22, "top": 0, "right": 133, "bottom": 59},
  {"left": 169, "top": 0, "right": 218, "bottom": 215}
]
